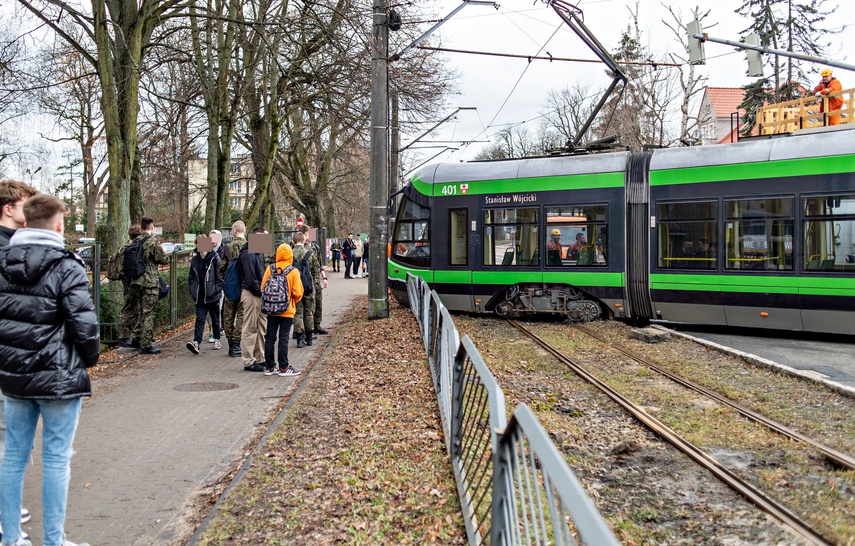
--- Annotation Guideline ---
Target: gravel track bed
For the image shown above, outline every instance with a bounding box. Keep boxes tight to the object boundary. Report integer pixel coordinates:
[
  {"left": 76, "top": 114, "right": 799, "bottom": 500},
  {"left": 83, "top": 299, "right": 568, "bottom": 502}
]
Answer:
[{"left": 453, "top": 315, "right": 855, "bottom": 546}]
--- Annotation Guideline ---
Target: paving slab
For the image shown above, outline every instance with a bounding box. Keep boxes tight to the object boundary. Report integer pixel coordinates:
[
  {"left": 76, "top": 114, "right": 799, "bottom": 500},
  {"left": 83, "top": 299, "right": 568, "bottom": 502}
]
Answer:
[{"left": 19, "top": 270, "right": 368, "bottom": 545}]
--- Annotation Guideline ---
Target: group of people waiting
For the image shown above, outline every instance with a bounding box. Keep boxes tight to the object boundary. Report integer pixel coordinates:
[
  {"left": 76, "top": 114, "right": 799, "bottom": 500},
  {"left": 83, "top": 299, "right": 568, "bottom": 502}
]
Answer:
[
  {"left": 176, "top": 222, "right": 329, "bottom": 376},
  {"left": 330, "top": 233, "right": 368, "bottom": 278}
]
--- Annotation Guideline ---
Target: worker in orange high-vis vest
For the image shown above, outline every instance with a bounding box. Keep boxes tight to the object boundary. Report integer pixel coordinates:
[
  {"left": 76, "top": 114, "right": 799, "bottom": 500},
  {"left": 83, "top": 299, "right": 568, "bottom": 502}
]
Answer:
[{"left": 814, "top": 68, "right": 844, "bottom": 126}]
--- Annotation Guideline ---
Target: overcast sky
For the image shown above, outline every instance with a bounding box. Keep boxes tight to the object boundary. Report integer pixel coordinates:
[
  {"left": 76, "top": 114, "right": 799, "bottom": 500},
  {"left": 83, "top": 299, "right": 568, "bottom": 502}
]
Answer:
[{"left": 398, "top": 0, "right": 854, "bottom": 170}]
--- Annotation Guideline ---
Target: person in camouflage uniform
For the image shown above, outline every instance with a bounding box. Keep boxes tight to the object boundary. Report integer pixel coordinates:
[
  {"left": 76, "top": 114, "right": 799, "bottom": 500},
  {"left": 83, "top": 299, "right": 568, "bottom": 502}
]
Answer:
[
  {"left": 220, "top": 220, "right": 247, "bottom": 357},
  {"left": 298, "top": 224, "right": 328, "bottom": 335},
  {"left": 118, "top": 224, "right": 143, "bottom": 348},
  {"left": 291, "top": 231, "right": 318, "bottom": 348},
  {"left": 130, "top": 217, "right": 169, "bottom": 354}
]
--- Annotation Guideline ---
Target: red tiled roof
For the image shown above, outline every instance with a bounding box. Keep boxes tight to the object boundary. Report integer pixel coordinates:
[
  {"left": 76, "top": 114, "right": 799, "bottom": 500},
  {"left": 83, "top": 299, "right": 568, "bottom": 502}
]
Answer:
[
  {"left": 706, "top": 87, "right": 746, "bottom": 118},
  {"left": 717, "top": 125, "right": 740, "bottom": 144}
]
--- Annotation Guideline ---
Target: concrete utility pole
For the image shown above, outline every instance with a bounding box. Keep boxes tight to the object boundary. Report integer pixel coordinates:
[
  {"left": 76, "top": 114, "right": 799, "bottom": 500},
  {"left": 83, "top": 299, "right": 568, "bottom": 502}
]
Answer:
[{"left": 368, "top": 0, "right": 390, "bottom": 320}]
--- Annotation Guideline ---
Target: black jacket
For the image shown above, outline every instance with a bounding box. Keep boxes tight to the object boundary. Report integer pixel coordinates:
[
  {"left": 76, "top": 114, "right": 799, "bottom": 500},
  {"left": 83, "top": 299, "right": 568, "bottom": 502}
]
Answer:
[
  {"left": 237, "top": 243, "right": 265, "bottom": 297},
  {"left": 0, "top": 225, "right": 15, "bottom": 246},
  {"left": 0, "top": 231, "right": 99, "bottom": 400},
  {"left": 188, "top": 251, "right": 223, "bottom": 304}
]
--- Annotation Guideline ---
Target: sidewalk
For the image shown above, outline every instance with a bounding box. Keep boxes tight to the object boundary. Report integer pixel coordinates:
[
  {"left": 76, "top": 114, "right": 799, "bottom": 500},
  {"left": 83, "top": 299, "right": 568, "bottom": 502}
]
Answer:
[{"left": 20, "top": 269, "right": 367, "bottom": 545}]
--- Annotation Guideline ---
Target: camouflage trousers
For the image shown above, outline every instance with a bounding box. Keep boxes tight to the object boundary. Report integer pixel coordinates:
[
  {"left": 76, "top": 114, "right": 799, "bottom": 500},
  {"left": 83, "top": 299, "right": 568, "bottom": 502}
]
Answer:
[
  {"left": 222, "top": 296, "right": 244, "bottom": 342},
  {"left": 129, "top": 285, "right": 160, "bottom": 348},
  {"left": 119, "top": 280, "right": 139, "bottom": 340},
  {"left": 313, "top": 284, "right": 323, "bottom": 328},
  {"left": 294, "top": 292, "right": 315, "bottom": 335}
]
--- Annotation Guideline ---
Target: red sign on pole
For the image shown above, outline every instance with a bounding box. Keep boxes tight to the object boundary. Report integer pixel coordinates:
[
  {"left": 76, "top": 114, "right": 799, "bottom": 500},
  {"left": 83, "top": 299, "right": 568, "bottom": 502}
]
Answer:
[{"left": 296, "top": 217, "right": 304, "bottom": 227}]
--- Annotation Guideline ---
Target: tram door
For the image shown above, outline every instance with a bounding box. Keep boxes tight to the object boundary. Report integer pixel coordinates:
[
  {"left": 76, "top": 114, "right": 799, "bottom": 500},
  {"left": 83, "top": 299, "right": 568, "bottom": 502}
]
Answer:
[{"left": 443, "top": 208, "right": 475, "bottom": 311}]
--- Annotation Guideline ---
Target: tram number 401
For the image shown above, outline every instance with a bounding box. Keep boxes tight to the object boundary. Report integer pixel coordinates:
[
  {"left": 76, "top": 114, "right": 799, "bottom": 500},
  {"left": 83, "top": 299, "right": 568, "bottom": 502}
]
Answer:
[{"left": 440, "top": 184, "right": 468, "bottom": 195}]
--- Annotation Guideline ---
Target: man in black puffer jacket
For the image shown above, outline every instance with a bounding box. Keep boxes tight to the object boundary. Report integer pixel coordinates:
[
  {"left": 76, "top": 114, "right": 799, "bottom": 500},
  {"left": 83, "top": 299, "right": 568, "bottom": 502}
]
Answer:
[{"left": 0, "top": 194, "right": 98, "bottom": 546}]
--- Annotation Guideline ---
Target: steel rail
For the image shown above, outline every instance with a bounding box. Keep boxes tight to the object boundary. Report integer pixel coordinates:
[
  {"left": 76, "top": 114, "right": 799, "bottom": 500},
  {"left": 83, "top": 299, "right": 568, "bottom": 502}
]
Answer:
[
  {"left": 507, "top": 319, "right": 834, "bottom": 546},
  {"left": 570, "top": 323, "right": 855, "bottom": 472}
]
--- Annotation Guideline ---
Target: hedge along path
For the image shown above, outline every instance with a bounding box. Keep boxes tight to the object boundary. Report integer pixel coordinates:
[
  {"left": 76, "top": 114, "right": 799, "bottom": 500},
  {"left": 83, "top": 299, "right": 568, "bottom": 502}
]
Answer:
[{"left": 196, "top": 299, "right": 466, "bottom": 545}]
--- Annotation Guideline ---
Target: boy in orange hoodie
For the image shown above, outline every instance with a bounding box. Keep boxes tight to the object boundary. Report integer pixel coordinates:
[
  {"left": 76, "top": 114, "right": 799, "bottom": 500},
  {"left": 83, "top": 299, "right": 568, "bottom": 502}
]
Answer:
[{"left": 260, "top": 242, "right": 304, "bottom": 376}]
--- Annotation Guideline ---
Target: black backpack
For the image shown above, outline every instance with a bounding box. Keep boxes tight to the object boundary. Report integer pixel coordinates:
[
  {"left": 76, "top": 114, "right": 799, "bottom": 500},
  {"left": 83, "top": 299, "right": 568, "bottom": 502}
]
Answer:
[
  {"left": 122, "top": 235, "right": 149, "bottom": 279},
  {"left": 294, "top": 249, "right": 314, "bottom": 295},
  {"left": 261, "top": 265, "right": 294, "bottom": 314}
]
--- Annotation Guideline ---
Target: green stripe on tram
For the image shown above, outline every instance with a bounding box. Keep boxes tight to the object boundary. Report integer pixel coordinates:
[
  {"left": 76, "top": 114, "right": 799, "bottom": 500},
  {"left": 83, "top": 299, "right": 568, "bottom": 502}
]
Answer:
[
  {"left": 650, "top": 273, "right": 855, "bottom": 296},
  {"left": 411, "top": 171, "right": 624, "bottom": 197},
  {"left": 650, "top": 154, "right": 855, "bottom": 186}
]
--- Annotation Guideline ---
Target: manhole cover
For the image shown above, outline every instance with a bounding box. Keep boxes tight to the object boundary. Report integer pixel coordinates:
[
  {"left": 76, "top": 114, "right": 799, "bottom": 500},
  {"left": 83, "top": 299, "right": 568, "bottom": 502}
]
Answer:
[{"left": 174, "top": 382, "right": 239, "bottom": 392}]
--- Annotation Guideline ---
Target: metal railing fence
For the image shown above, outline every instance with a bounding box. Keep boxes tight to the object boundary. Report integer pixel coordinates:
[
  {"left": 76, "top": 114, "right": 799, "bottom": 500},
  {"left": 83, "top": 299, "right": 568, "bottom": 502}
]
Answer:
[
  {"left": 405, "top": 273, "right": 619, "bottom": 546},
  {"left": 70, "top": 243, "right": 197, "bottom": 344}
]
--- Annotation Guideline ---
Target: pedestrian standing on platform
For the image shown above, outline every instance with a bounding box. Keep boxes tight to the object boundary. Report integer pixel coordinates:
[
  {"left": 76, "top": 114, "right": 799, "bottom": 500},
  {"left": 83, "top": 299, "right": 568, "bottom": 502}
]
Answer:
[
  {"left": 131, "top": 217, "right": 169, "bottom": 355},
  {"left": 260, "top": 243, "right": 304, "bottom": 376},
  {"left": 186, "top": 237, "right": 224, "bottom": 354},
  {"left": 118, "top": 224, "right": 143, "bottom": 349},
  {"left": 291, "top": 232, "right": 318, "bottom": 348},
  {"left": 362, "top": 236, "right": 369, "bottom": 277},
  {"left": 221, "top": 221, "right": 246, "bottom": 358},
  {"left": 239, "top": 228, "right": 268, "bottom": 372},
  {"left": 206, "top": 229, "right": 225, "bottom": 344},
  {"left": 330, "top": 238, "right": 342, "bottom": 272},
  {"left": 298, "top": 225, "right": 328, "bottom": 335},
  {"left": 342, "top": 233, "right": 355, "bottom": 279},
  {"left": 0, "top": 179, "right": 36, "bottom": 540},
  {"left": 0, "top": 193, "right": 98, "bottom": 546},
  {"left": 351, "top": 235, "right": 364, "bottom": 279}
]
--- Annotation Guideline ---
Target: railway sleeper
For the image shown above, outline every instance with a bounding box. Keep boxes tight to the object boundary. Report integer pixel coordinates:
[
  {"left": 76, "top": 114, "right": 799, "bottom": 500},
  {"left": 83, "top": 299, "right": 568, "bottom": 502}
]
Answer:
[{"left": 491, "top": 284, "right": 602, "bottom": 322}]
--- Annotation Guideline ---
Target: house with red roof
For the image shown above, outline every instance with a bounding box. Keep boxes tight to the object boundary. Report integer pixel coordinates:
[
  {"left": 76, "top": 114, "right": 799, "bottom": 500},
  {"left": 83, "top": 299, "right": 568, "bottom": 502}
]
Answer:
[{"left": 697, "top": 87, "right": 746, "bottom": 145}]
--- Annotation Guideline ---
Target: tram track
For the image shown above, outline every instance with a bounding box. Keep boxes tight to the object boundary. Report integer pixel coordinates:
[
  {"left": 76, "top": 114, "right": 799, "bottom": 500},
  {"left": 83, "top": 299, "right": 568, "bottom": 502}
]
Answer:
[
  {"left": 507, "top": 319, "right": 837, "bottom": 546},
  {"left": 569, "top": 323, "right": 855, "bottom": 473}
]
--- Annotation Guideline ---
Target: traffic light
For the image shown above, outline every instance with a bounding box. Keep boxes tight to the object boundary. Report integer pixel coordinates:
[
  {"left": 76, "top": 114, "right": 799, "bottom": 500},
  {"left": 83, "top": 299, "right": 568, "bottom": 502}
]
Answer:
[
  {"left": 745, "top": 33, "right": 764, "bottom": 77},
  {"left": 688, "top": 19, "right": 706, "bottom": 65}
]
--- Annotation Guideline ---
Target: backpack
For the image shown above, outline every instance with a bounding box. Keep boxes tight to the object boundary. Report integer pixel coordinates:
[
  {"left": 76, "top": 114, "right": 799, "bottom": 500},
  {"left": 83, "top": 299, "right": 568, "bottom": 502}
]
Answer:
[
  {"left": 106, "top": 247, "right": 125, "bottom": 281},
  {"left": 122, "top": 236, "right": 149, "bottom": 279},
  {"left": 223, "top": 259, "right": 242, "bottom": 301},
  {"left": 294, "top": 249, "right": 314, "bottom": 295},
  {"left": 261, "top": 265, "right": 294, "bottom": 315}
]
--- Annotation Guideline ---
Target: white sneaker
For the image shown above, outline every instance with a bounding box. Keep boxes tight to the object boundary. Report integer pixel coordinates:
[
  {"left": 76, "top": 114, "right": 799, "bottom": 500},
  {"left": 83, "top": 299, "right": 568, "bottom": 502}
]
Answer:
[
  {"left": 62, "top": 541, "right": 91, "bottom": 546},
  {"left": 20, "top": 508, "right": 30, "bottom": 523},
  {"left": 213, "top": 339, "right": 222, "bottom": 350},
  {"left": 0, "top": 523, "right": 31, "bottom": 543}
]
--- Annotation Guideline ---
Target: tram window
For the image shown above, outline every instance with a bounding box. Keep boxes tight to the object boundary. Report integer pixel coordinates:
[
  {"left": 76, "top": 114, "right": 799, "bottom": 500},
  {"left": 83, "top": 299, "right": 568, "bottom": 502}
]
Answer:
[
  {"left": 803, "top": 194, "right": 855, "bottom": 272},
  {"left": 545, "top": 206, "right": 608, "bottom": 267},
  {"left": 483, "top": 207, "right": 538, "bottom": 266},
  {"left": 449, "top": 209, "right": 468, "bottom": 266},
  {"left": 656, "top": 201, "right": 717, "bottom": 270},
  {"left": 393, "top": 196, "right": 430, "bottom": 267},
  {"left": 724, "top": 197, "right": 793, "bottom": 271}
]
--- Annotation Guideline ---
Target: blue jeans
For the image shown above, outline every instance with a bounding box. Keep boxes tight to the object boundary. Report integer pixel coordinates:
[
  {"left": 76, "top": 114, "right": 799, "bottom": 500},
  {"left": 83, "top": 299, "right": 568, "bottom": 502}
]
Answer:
[
  {"left": 0, "top": 397, "right": 82, "bottom": 546},
  {"left": 264, "top": 316, "right": 293, "bottom": 369}
]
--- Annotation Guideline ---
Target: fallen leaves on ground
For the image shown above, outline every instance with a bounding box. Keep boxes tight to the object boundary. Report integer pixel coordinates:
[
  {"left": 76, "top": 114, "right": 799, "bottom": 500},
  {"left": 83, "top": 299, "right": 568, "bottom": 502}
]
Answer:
[{"left": 196, "top": 298, "right": 466, "bottom": 545}]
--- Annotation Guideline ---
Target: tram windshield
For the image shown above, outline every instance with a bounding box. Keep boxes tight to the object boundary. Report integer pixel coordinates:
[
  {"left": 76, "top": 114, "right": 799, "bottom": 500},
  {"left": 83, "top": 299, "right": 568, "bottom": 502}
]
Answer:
[{"left": 392, "top": 196, "right": 431, "bottom": 268}]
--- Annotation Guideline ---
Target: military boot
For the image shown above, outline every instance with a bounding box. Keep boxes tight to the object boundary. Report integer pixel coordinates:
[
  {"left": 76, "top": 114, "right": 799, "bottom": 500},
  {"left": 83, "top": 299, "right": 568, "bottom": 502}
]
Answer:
[
  {"left": 305, "top": 334, "right": 313, "bottom": 346},
  {"left": 296, "top": 333, "right": 306, "bottom": 348},
  {"left": 228, "top": 339, "right": 242, "bottom": 357}
]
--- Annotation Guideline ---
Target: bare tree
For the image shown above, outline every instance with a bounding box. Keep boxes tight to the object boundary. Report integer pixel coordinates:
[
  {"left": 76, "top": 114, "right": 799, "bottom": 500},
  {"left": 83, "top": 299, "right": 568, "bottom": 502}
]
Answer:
[
  {"left": 595, "top": 3, "right": 680, "bottom": 150},
  {"left": 15, "top": 0, "right": 187, "bottom": 252},
  {"left": 541, "top": 83, "right": 598, "bottom": 147},
  {"left": 33, "top": 35, "right": 109, "bottom": 236},
  {"left": 662, "top": 4, "right": 709, "bottom": 145}
]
